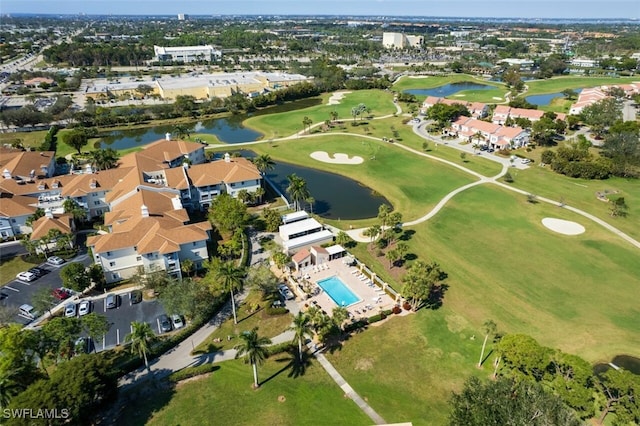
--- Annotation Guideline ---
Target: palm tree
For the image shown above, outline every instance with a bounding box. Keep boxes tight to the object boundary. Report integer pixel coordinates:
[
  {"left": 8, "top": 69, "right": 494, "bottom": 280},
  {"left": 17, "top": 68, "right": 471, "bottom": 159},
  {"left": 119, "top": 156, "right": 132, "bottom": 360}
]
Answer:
[
  {"left": 252, "top": 154, "right": 275, "bottom": 176},
  {"left": 302, "top": 116, "right": 312, "bottom": 133},
  {"left": 125, "top": 321, "right": 155, "bottom": 372},
  {"left": 478, "top": 320, "right": 497, "bottom": 368},
  {"left": 306, "top": 196, "right": 315, "bottom": 214},
  {"left": 88, "top": 148, "right": 119, "bottom": 171},
  {"left": 330, "top": 110, "right": 338, "bottom": 123},
  {"left": 180, "top": 259, "right": 194, "bottom": 278},
  {"left": 216, "top": 262, "right": 245, "bottom": 324},
  {"left": 0, "top": 368, "right": 22, "bottom": 410},
  {"left": 173, "top": 124, "right": 190, "bottom": 139},
  {"left": 289, "top": 312, "right": 312, "bottom": 362},
  {"left": 286, "top": 174, "right": 311, "bottom": 211},
  {"left": 331, "top": 306, "right": 349, "bottom": 331},
  {"left": 234, "top": 327, "right": 272, "bottom": 388}
]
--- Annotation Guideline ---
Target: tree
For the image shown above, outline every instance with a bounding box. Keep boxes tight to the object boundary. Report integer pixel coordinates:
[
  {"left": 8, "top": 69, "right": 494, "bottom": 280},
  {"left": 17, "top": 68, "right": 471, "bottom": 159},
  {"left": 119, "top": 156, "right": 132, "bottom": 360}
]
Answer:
[
  {"left": 246, "top": 265, "right": 279, "bottom": 302},
  {"left": 0, "top": 368, "right": 23, "bottom": 410},
  {"left": 41, "top": 316, "right": 82, "bottom": 362},
  {"left": 330, "top": 110, "right": 338, "bottom": 122},
  {"left": 580, "top": 98, "right": 623, "bottom": 138},
  {"left": 401, "top": 260, "right": 447, "bottom": 311},
  {"left": 208, "top": 192, "right": 249, "bottom": 234},
  {"left": 214, "top": 262, "right": 245, "bottom": 325},
  {"left": 25, "top": 208, "right": 45, "bottom": 228},
  {"left": 125, "top": 321, "right": 156, "bottom": 371},
  {"left": 60, "top": 262, "right": 91, "bottom": 292},
  {"left": 386, "top": 249, "right": 399, "bottom": 268},
  {"left": 363, "top": 224, "right": 381, "bottom": 248},
  {"left": 289, "top": 312, "right": 312, "bottom": 362},
  {"left": 286, "top": 174, "right": 311, "bottom": 211},
  {"left": 7, "top": 354, "right": 117, "bottom": 425},
  {"left": 596, "top": 368, "right": 640, "bottom": 425},
  {"left": 252, "top": 154, "right": 276, "bottom": 176},
  {"left": 63, "top": 198, "right": 86, "bottom": 224},
  {"left": 159, "top": 278, "right": 217, "bottom": 321},
  {"left": 272, "top": 252, "right": 290, "bottom": 272},
  {"left": 331, "top": 306, "right": 349, "bottom": 331},
  {"left": 477, "top": 320, "right": 497, "bottom": 367},
  {"left": 80, "top": 313, "right": 110, "bottom": 353},
  {"left": 610, "top": 196, "right": 628, "bottom": 217},
  {"left": 180, "top": 259, "right": 194, "bottom": 278},
  {"left": 234, "top": 327, "right": 272, "bottom": 388},
  {"left": 302, "top": 116, "right": 312, "bottom": 133},
  {"left": 460, "top": 152, "right": 467, "bottom": 162},
  {"left": 63, "top": 130, "right": 88, "bottom": 154},
  {"left": 496, "top": 334, "right": 550, "bottom": 382},
  {"left": 262, "top": 207, "right": 282, "bottom": 232},
  {"left": 87, "top": 148, "right": 119, "bottom": 171},
  {"left": 448, "top": 376, "right": 581, "bottom": 426},
  {"left": 335, "top": 231, "right": 353, "bottom": 248},
  {"left": 377, "top": 204, "right": 390, "bottom": 228},
  {"left": 31, "top": 287, "right": 55, "bottom": 316}
]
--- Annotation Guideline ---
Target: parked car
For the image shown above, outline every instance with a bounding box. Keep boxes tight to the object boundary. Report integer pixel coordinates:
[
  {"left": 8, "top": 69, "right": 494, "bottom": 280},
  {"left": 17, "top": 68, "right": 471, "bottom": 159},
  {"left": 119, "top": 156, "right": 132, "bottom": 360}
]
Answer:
[
  {"left": 28, "top": 267, "right": 46, "bottom": 277},
  {"left": 16, "top": 271, "right": 36, "bottom": 282},
  {"left": 158, "top": 314, "right": 172, "bottom": 333},
  {"left": 171, "top": 314, "right": 184, "bottom": 330},
  {"left": 78, "top": 300, "right": 91, "bottom": 316},
  {"left": 52, "top": 288, "right": 71, "bottom": 300},
  {"left": 130, "top": 290, "right": 142, "bottom": 304},
  {"left": 105, "top": 293, "right": 118, "bottom": 309},
  {"left": 278, "top": 284, "right": 295, "bottom": 301},
  {"left": 19, "top": 304, "right": 37, "bottom": 320},
  {"left": 520, "top": 158, "right": 531, "bottom": 164},
  {"left": 47, "top": 256, "right": 65, "bottom": 265},
  {"left": 64, "top": 303, "right": 77, "bottom": 317}
]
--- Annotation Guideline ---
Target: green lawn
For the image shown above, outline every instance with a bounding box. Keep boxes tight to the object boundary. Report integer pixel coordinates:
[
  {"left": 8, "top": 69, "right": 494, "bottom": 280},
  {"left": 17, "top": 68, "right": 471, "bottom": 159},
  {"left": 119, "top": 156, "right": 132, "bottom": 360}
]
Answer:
[
  {"left": 243, "top": 90, "right": 397, "bottom": 139},
  {"left": 244, "top": 134, "right": 476, "bottom": 227},
  {"left": 403, "top": 184, "right": 640, "bottom": 362},
  {"left": 392, "top": 74, "right": 508, "bottom": 104},
  {"left": 505, "top": 164, "right": 640, "bottom": 241},
  {"left": 122, "top": 358, "right": 371, "bottom": 426},
  {"left": 0, "top": 253, "right": 40, "bottom": 285},
  {"left": 193, "top": 291, "right": 293, "bottom": 355},
  {"left": 524, "top": 75, "right": 640, "bottom": 96},
  {"left": 0, "top": 130, "right": 48, "bottom": 150}
]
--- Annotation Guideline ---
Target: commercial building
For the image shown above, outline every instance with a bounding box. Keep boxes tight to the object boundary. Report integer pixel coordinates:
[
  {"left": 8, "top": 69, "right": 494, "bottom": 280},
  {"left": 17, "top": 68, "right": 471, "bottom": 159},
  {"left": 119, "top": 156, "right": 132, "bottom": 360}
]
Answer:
[
  {"left": 153, "top": 45, "right": 221, "bottom": 63},
  {"left": 382, "top": 32, "right": 423, "bottom": 49}
]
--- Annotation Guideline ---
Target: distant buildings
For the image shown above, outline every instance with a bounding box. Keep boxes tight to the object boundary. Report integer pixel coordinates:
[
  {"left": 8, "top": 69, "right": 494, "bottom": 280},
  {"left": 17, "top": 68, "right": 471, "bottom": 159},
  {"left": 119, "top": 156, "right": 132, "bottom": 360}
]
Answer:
[
  {"left": 450, "top": 117, "right": 529, "bottom": 149},
  {"left": 153, "top": 45, "right": 221, "bottom": 63},
  {"left": 382, "top": 32, "right": 423, "bottom": 49}
]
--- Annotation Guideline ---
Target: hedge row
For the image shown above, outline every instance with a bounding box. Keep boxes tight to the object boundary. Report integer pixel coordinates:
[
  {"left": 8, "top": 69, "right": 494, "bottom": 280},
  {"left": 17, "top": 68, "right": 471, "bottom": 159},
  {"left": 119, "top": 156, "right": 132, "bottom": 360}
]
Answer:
[{"left": 169, "top": 363, "right": 218, "bottom": 383}]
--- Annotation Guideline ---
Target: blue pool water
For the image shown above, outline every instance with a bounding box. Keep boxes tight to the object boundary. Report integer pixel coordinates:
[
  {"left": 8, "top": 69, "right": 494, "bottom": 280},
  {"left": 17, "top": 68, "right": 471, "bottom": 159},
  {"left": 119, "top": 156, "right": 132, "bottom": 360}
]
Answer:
[{"left": 317, "top": 276, "right": 360, "bottom": 307}]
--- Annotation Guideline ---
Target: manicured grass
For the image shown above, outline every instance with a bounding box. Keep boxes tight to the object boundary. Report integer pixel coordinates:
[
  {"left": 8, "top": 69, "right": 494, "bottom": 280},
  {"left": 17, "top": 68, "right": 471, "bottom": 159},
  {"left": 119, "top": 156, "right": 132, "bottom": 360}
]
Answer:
[
  {"left": 505, "top": 163, "right": 640, "bottom": 241},
  {"left": 523, "top": 75, "right": 640, "bottom": 96},
  {"left": 245, "top": 134, "right": 476, "bottom": 226},
  {"left": 392, "top": 74, "right": 508, "bottom": 104},
  {"left": 326, "top": 308, "right": 484, "bottom": 426},
  {"left": 128, "top": 358, "right": 372, "bottom": 426},
  {"left": 192, "top": 290, "right": 293, "bottom": 354},
  {"left": 243, "top": 90, "right": 397, "bottom": 139},
  {"left": 402, "top": 184, "right": 640, "bottom": 362},
  {"left": 0, "top": 253, "right": 40, "bottom": 285},
  {"left": 0, "top": 130, "right": 48, "bottom": 150}
]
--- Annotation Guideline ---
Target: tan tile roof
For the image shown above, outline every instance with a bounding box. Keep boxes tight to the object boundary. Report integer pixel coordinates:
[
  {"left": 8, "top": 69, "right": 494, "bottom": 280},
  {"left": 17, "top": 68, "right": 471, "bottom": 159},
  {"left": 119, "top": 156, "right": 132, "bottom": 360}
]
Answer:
[
  {"left": 186, "top": 157, "right": 261, "bottom": 188},
  {"left": 292, "top": 248, "right": 310, "bottom": 263},
  {"left": 0, "top": 150, "right": 55, "bottom": 180},
  {"left": 104, "top": 189, "right": 188, "bottom": 226},
  {"left": 61, "top": 167, "right": 132, "bottom": 198},
  {"left": 0, "top": 192, "right": 36, "bottom": 217},
  {"left": 30, "top": 214, "right": 73, "bottom": 241},
  {"left": 118, "top": 139, "right": 204, "bottom": 172}
]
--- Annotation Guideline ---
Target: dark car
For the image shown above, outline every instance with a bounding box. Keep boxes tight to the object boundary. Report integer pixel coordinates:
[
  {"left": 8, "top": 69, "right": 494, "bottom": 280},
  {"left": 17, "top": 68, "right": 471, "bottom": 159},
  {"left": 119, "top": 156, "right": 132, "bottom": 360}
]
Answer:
[
  {"left": 130, "top": 290, "right": 142, "bottom": 304},
  {"left": 28, "top": 267, "right": 46, "bottom": 277},
  {"left": 158, "top": 314, "right": 172, "bottom": 333}
]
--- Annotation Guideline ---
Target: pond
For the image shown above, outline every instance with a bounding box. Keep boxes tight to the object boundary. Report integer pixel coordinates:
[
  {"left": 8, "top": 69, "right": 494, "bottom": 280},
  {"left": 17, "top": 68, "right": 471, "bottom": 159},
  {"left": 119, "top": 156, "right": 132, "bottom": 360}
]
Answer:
[
  {"left": 220, "top": 151, "right": 390, "bottom": 220},
  {"left": 525, "top": 89, "right": 582, "bottom": 106},
  {"left": 404, "top": 82, "right": 495, "bottom": 97},
  {"left": 593, "top": 354, "right": 640, "bottom": 376},
  {"left": 95, "top": 98, "right": 323, "bottom": 150}
]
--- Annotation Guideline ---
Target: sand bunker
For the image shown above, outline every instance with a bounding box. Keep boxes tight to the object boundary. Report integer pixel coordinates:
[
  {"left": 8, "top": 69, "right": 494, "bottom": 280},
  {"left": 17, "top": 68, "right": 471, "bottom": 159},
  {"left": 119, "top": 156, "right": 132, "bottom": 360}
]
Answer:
[
  {"left": 310, "top": 151, "right": 364, "bottom": 165},
  {"left": 541, "top": 218, "right": 586, "bottom": 235},
  {"left": 327, "top": 91, "right": 352, "bottom": 105}
]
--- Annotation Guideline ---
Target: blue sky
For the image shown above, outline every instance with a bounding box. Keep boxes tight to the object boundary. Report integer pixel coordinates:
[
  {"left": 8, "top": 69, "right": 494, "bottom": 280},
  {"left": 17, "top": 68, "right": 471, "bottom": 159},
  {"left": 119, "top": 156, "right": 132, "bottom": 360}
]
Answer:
[{"left": 3, "top": 0, "right": 638, "bottom": 20}]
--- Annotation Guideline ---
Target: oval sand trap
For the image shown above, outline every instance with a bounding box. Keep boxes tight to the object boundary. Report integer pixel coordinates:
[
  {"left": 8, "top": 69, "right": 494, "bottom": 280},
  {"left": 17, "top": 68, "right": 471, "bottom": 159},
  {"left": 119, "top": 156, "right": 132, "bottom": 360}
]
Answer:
[
  {"left": 541, "top": 218, "right": 585, "bottom": 235},
  {"left": 310, "top": 151, "right": 364, "bottom": 165}
]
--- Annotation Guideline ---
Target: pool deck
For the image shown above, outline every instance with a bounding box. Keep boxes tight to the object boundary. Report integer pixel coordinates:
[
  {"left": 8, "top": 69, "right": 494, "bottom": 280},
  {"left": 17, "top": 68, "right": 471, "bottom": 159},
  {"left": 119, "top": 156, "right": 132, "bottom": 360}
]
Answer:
[{"left": 294, "top": 259, "right": 396, "bottom": 321}]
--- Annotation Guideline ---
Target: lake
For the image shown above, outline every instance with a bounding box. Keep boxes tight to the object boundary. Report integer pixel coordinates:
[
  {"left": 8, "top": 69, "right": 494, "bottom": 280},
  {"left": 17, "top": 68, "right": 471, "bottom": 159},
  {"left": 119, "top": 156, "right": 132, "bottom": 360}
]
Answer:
[
  {"left": 525, "top": 89, "right": 582, "bottom": 106},
  {"left": 219, "top": 151, "right": 390, "bottom": 220},
  {"left": 404, "top": 82, "right": 495, "bottom": 97},
  {"left": 95, "top": 98, "right": 322, "bottom": 150}
]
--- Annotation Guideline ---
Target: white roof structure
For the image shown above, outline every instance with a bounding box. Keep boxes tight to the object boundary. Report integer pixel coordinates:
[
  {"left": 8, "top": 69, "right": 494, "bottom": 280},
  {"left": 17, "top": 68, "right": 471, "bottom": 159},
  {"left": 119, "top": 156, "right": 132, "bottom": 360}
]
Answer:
[
  {"left": 279, "top": 218, "right": 323, "bottom": 241},
  {"left": 283, "top": 230, "right": 334, "bottom": 252},
  {"left": 326, "top": 244, "right": 346, "bottom": 255},
  {"left": 282, "top": 210, "right": 309, "bottom": 224}
]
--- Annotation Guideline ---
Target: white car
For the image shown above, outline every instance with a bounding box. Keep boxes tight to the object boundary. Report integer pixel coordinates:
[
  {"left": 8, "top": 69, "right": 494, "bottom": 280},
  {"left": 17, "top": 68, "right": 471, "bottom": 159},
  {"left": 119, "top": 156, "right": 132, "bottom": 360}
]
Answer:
[
  {"left": 16, "top": 271, "right": 36, "bottom": 282},
  {"left": 171, "top": 314, "right": 184, "bottom": 329},
  {"left": 47, "top": 256, "right": 65, "bottom": 266},
  {"left": 64, "top": 303, "right": 77, "bottom": 318},
  {"left": 520, "top": 158, "right": 531, "bottom": 164},
  {"left": 78, "top": 300, "right": 91, "bottom": 316}
]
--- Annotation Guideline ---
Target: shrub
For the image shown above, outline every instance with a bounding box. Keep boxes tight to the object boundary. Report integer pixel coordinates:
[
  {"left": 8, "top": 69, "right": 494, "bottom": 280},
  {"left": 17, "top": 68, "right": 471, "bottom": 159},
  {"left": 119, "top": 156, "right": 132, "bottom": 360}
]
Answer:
[
  {"left": 392, "top": 305, "right": 402, "bottom": 314},
  {"left": 503, "top": 171, "right": 514, "bottom": 183},
  {"left": 265, "top": 307, "right": 289, "bottom": 316},
  {"left": 403, "top": 301, "right": 412, "bottom": 311},
  {"left": 266, "top": 342, "right": 293, "bottom": 356},
  {"left": 169, "top": 363, "right": 218, "bottom": 383},
  {"left": 344, "top": 320, "right": 368, "bottom": 333},
  {"left": 368, "top": 313, "right": 386, "bottom": 323}
]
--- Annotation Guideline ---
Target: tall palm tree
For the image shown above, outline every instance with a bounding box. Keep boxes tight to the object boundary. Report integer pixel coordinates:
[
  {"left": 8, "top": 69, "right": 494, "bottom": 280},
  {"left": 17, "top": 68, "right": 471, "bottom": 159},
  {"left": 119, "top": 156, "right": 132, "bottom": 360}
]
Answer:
[
  {"left": 286, "top": 174, "right": 311, "bottom": 211},
  {"left": 302, "top": 116, "right": 312, "bottom": 133},
  {"left": 0, "top": 368, "right": 23, "bottom": 410},
  {"left": 216, "top": 262, "right": 245, "bottom": 324},
  {"left": 478, "top": 320, "right": 497, "bottom": 368},
  {"left": 125, "top": 321, "right": 155, "bottom": 372},
  {"left": 289, "top": 312, "right": 312, "bottom": 362},
  {"left": 252, "top": 154, "right": 275, "bottom": 176},
  {"left": 234, "top": 327, "right": 272, "bottom": 388}
]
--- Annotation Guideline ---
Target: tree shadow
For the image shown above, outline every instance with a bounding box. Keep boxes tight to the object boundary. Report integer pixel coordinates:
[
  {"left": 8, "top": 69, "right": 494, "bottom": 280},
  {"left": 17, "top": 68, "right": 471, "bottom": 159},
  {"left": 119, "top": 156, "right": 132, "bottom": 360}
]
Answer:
[
  {"left": 404, "top": 253, "right": 417, "bottom": 261},
  {"left": 237, "top": 307, "right": 263, "bottom": 324},
  {"left": 399, "top": 229, "right": 415, "bottom": 241},
  {"left": 482, "top": 349, "right": 494, "bottom": 366},
  {"left": 273, "top": 347, "right": 314, "bottom": 379},
  {"left": 424, "top": 283, "right": 449, "bottom": 310}
]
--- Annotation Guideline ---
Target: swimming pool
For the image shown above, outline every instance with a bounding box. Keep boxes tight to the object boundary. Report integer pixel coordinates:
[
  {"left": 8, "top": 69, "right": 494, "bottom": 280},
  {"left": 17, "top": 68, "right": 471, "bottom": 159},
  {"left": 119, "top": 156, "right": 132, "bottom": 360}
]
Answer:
[{"left": 316, "top": 276, "right": 361, "bottom": 307}]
